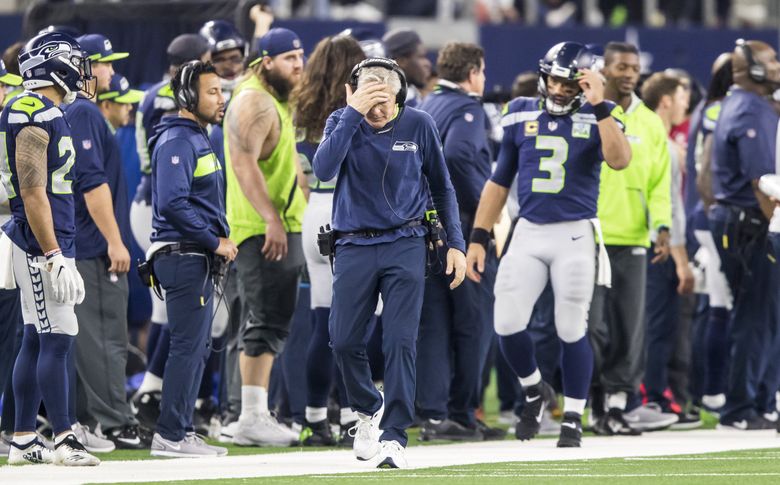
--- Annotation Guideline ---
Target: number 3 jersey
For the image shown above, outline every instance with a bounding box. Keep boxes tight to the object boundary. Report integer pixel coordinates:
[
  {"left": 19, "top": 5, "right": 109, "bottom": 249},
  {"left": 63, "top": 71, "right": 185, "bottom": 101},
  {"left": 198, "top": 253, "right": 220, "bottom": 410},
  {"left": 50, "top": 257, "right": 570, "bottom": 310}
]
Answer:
[
  {"left": 491, "top": 96, "right": 621, "bottom": 224},
  {"left": 0, "top": 92, "right": 76, "bottom": 257}
]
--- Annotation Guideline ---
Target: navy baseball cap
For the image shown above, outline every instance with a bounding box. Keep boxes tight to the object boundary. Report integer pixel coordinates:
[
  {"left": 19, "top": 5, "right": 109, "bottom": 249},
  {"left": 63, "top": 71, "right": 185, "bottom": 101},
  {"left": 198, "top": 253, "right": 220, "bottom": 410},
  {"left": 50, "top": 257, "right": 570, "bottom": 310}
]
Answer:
[
  {"left": 97, "top": 73, "right": 143, "bottom": 104},
  {"left": 249, "top": 28, "right": 302, "bottom": 67},
  {"left": 0, "top": 59, "right": 21, "bottom": 86},
  {"left": 77, "top": 34, "right": 129, "bottom": 62}
]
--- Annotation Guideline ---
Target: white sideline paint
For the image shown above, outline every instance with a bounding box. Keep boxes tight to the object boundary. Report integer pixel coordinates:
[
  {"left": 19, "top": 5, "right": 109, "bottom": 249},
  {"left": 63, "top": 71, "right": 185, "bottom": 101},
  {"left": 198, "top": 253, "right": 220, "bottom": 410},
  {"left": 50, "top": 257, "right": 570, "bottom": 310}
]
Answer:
[{"left": 0, "top": 429, "right": 778, "bottom": 484}]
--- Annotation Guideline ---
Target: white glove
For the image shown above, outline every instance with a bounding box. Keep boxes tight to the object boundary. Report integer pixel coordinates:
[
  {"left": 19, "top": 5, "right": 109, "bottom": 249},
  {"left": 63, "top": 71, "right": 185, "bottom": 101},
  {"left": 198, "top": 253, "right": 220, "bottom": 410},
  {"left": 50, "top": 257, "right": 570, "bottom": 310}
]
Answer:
[{"left": 32, "top": 253, "right": 85, "bottom": 305}]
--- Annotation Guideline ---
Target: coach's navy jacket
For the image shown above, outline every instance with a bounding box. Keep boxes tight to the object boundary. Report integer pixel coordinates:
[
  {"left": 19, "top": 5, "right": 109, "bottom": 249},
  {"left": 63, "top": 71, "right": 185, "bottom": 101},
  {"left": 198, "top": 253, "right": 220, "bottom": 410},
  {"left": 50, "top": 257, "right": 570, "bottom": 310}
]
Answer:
[
  {"left": 419, "top": 81, "right": 491, "bottom": 236},
  {"left": 313, "top": 105, "right": 465, "bottom": 253},
  {"left": 150, "top": 117, "right": 228, "bottom": 251}
]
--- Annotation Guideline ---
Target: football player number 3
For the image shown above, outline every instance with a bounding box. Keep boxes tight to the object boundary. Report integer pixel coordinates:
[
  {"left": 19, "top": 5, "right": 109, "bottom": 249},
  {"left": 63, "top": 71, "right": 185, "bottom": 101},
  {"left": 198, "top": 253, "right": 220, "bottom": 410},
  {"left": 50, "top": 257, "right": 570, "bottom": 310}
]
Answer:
[
  {"left": 532, "top": 135, "right": 568, "bottom": 194},
  {"left": 0, "top": 134, "right": 75, "bottom": 197}
]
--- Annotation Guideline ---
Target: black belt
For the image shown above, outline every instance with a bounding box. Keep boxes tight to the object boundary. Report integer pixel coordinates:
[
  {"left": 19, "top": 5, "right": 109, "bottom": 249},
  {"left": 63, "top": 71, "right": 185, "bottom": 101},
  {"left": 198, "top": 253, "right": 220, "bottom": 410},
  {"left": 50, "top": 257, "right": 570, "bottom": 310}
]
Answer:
[
  {"left": 154, "top": 242, "right": 210, "bottom": 256},
  {"left": 334, "top": 219, "right": 423, "bottom": 240}
]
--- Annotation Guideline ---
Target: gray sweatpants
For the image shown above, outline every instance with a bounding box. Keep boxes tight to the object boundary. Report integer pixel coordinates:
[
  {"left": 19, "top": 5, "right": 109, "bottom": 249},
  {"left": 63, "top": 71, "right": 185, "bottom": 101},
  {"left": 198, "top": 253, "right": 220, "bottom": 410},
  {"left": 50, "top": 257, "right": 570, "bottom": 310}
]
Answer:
[
  {"left": 588, "top": 245, "right": 648, "bottom": 395},
  {"left": 74, "top": 257, "right": 137, "bottom": 430}
]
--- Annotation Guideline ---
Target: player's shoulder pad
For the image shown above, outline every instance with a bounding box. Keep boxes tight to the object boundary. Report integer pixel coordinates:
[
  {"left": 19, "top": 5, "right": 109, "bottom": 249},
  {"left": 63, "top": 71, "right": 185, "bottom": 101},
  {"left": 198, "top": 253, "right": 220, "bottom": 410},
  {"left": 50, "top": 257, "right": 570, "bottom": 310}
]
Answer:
[
  {"left": 701, "top": 101, "right": 721, "bottom": 132},
  {"left": 8, "top": 93, "right": 60, "bottom": 125},
  {"left": 500, "top": 96, "right": 542, "bottom": 128}
]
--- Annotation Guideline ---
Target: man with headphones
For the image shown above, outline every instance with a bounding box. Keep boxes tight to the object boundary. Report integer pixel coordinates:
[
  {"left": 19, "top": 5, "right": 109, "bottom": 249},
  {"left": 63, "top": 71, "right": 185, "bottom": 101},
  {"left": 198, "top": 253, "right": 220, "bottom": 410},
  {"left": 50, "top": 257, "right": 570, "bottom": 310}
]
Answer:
[
  {"left": 313, "top": 57, "right": 467, "bottom": 468},
  {"left": 709, "top": 39, "right": 780, "bottom": 430},
  {"left": 147, "top": 60, "right": 238, "bottom": 457}
]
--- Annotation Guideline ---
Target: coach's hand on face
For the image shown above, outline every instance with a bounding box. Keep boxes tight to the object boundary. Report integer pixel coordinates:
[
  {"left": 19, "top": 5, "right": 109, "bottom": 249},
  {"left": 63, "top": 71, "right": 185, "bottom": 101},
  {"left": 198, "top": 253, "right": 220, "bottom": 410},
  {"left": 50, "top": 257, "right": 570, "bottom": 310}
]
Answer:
[
  {"left": 465, "top": 243, "right": 486, "bottom": 284},
  {"left": 346, "top": 81, "right": 391, "bottom": 115}
]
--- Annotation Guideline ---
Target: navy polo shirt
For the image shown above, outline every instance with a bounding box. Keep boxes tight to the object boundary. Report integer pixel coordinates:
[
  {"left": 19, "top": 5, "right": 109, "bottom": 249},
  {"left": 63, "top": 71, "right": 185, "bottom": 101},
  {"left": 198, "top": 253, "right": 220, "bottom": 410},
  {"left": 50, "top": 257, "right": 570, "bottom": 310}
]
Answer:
[
  {"left": 64, "top": 95, "right": 132, "bottom": 260},
  {"left": 712, "top": 88, "right": 778, "bottom": 208}
]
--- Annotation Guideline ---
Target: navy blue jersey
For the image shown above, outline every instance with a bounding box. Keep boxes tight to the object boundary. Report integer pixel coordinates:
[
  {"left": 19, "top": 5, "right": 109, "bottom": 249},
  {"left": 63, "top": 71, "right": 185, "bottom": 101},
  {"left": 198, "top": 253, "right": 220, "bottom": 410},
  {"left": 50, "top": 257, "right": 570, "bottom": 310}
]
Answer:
[
  {"left": 150, "top": 117, "right": 228, "bottom": 250},
  {"left": 492, "top": 97, "right": 619, "bottom": 224},
  {"left": 134, "top": 79, "right": 176, "bottom": 205},
  {"left": 64, "top": 95, "right": 132, "bottom": 260},
  {"left": 0, "top": 91, "right": 76, "bottom": 256},
  {"left": 419, "top": 82, "right": 491, "bottom": 235},
  {"left": 712, "top": 88, "right": 777, "bottom": 208}
]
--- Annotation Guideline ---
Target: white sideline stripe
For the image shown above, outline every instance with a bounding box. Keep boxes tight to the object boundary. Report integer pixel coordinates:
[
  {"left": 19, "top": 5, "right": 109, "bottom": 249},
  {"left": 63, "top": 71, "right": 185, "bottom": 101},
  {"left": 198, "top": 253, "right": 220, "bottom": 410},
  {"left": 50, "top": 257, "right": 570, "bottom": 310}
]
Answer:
[{"left": 0, "top": 429, "right": 778, "bottom": 484}]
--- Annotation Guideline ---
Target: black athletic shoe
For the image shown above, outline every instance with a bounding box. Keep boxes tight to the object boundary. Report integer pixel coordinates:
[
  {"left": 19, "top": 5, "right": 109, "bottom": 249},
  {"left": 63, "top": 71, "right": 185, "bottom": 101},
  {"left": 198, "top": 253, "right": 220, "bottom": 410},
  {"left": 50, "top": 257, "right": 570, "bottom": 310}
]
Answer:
[
  {"left": 594, "top": 407, "right": 642, "bottom": 436},
  {"left": 338, "top": 421, "right": 356, "bottom": 447},
  {"left": 515, "top": 383, "right": 545, "bottom": 441},
  {"left": 301, "top": 419, "right": 336, "bottom": 446},
  {"left": 105, "top": 425, "right": 146, "bottom": 450},
  {"left": 193, "top": 398, "right": 218, "bottom": 436},
  {"left": 557, "top": 412, "right": 582, "bottom": 447},
  {"left": 419, "top": 419, "right": 483, "bottom": 442},
  {"left": 717, "top": 416, "right": 776, "bottom": 431},
  {"left": 474, "top": 419, "right": 506, "bottom": 441},
  {"left": 133, "top": 391, "right": 162, "bottom": 430}
]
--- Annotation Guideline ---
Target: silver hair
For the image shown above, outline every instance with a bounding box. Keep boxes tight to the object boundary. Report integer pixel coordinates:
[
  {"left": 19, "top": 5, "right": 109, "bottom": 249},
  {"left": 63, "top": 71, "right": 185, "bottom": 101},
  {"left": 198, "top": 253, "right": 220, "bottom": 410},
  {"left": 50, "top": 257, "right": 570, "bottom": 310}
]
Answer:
[{"left": 357, "top": 66, "right": 401, "bottom": 95}]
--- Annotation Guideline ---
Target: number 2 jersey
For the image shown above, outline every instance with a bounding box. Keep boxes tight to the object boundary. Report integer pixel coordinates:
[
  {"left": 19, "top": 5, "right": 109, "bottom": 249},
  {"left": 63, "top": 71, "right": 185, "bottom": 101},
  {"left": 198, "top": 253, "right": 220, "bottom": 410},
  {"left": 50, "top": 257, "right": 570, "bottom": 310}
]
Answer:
[
  {"left": 491, "top": 96, "right": 621, "bottom": 224},
  {"left": 0, "top": 91, "right": 76, "bottom": 257}
]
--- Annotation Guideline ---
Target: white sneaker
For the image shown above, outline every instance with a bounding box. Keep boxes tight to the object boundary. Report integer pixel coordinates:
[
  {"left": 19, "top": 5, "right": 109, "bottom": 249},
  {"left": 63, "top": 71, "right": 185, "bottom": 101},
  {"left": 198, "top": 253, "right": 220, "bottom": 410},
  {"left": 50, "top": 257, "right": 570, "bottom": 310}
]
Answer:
[
  {"left": 7, "top": 437, "right": 54, "bottom": 465},
  {"left": 150, "top": 432, "right": 218, "bottom": 458},
  {"left": 539, "top": 410, "right": 561, "bottom": 436},
  {"left": 218, "top": 421, "right": 238, "bottom": 443},
  {"left": 376, "top": 440, "right": 407, "bottom": 469},
  {"left": 232, "top": 412, "right": 298, "bottom": 447},
  {"left": 350, "top": 404, "right": 383, "bottom": 461},
  {"left": 623, "top": 403, "right": 679, "bottom": 431},
  {"left": 72, "top": 423, "right": 116, "bottom": 453},
  {"left": 54, "top": 434, "right": 100, "bottom": 466},
  {"left": 186, "top": 432, "right": 227, "bottom": 457},
  {"left": 497, "top": 410, "right": 517, "bottom": 426}
]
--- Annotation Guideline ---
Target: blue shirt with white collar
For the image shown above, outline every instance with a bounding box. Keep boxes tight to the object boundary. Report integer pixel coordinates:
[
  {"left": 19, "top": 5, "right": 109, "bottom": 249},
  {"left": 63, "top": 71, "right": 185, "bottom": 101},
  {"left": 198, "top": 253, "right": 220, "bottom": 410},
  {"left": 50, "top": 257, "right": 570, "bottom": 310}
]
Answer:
[{"left": 313, "top": 105, "right": 465, "bottom": 252}]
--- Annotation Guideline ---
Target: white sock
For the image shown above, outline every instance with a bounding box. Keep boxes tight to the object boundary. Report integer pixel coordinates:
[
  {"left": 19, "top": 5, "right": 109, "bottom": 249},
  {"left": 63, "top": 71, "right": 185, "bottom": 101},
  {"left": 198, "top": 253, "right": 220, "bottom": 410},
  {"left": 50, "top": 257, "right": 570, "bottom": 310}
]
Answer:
[
  {"left": 13, "top": 434, "right": 35, "bottom": 445},
  {"left": 241, "top": 385, "right": 268, "bottom": 417},
  {"left": 137, "top": 372, "right": 163, "bottom": 394},
  {"left": 702, "top": 393, "right": 726, "bottom": 410},
  {"left": 607, "top": 392, "right": 627, "bottom": 411},
  {"left": 563, "top": 397, "right": 587, "bottom": 415},
  {"left": 519, "top": 368, "right": 542, "bottom": 388},
  {"left": 340, "top": 407, "right": 358, "bottom": 425},
  {"left": 305, "top": 406, "right": 328, "bottom": 423}
]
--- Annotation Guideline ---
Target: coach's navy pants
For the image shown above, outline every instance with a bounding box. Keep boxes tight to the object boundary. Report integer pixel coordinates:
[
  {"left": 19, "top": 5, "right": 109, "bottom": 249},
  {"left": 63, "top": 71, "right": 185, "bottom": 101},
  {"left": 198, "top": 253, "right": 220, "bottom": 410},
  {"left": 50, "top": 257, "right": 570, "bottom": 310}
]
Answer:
[
  {"left": 416, "top": 244, "right": 496, "bottom": 426},
  {"left": 710, "top": 206, "right": 777, "bottom": 423},
  {"left": 644, "top": 244, "right": 680, "bottom": 405},
  {"left": 153, "top": 252, "right": 213, "bottom": 442},
  {"left": 330, "top": 237, "right": 426, "bottom": 447}
]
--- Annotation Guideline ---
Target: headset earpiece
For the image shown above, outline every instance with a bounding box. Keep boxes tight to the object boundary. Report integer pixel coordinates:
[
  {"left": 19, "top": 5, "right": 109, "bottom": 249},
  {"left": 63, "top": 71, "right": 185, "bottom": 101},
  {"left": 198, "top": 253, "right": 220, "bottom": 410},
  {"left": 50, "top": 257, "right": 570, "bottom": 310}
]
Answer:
[
  {"left": 349, "top": 57, "right": 408, "bottom": 107},
  {"left": 176, "top": 60, "right": 201, "bottom": 112},
  {"left": 737, "top": 38, "right": 766, "bottom": 84}
]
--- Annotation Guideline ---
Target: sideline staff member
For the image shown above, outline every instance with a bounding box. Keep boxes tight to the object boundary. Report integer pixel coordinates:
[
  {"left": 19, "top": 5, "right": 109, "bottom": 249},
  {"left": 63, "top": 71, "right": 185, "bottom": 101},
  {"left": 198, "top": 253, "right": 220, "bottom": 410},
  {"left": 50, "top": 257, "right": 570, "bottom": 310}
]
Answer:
[
  {"left": 147, "top": 61, "right": 238, "bottom": 457},
  {"left": 313, "top": 58, "right": 467, "bottom": 469}
]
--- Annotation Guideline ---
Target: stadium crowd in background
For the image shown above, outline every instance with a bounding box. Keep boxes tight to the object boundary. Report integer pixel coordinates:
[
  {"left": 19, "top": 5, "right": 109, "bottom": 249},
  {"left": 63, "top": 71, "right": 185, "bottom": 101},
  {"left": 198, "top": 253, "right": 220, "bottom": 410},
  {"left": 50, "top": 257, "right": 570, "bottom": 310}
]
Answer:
[{"left": 0, "top": 0, "right": 779, "bottom": 471}]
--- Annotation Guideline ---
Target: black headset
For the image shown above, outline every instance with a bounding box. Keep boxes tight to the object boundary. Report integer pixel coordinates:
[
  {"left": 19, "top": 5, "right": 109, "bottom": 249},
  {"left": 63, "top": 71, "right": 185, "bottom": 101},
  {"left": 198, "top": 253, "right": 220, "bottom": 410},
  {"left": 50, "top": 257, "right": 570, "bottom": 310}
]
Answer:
[
  {"left": 174, "top": 60, "right": 201, "bottom": 112},
  {"left": 736, "top": 38, "right": 767, "bottom": 84},
  {"left": 349, "top": 57, "right": 408, "bottom": 107}
]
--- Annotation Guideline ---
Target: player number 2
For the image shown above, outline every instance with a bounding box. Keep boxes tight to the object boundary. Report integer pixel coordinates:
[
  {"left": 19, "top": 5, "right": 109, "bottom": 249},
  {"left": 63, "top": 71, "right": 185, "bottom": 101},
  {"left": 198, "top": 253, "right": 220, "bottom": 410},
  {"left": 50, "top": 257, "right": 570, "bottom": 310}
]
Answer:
[
  {"left": 53, "top": 136, "right": 76, "bottom": 194},
  {"left": 532, "top": 135, "right": 568, "bottom": 194}
]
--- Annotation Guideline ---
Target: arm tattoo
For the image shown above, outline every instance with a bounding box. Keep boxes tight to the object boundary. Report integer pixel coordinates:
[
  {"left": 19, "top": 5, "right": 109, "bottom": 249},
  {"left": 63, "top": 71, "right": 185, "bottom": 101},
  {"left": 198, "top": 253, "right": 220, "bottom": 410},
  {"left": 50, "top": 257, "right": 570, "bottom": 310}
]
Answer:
[
  {"left": 16, "top": 126, "right": 50, "bottom": 190},
  {"left": 227, "top": 91, "right": 276, "bottom": 155}
]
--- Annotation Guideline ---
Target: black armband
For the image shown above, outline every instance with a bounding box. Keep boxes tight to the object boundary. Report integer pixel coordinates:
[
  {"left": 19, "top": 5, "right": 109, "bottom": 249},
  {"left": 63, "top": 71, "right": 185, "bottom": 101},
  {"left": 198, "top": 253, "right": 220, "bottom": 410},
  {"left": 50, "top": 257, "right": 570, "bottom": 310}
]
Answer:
[
  {"left": 593, "top": 102, "right": 612, "bottom": 121},
  {"left": 469, "top": 227, "right": 491, "bottom": 251}
]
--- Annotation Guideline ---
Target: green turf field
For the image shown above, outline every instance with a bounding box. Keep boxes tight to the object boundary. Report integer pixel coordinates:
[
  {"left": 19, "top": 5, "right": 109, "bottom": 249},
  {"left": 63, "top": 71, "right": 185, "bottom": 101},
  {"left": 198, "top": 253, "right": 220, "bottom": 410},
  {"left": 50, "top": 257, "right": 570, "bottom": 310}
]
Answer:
[{"left": 101, "top": 448, "right": 780, "bottom": 485}]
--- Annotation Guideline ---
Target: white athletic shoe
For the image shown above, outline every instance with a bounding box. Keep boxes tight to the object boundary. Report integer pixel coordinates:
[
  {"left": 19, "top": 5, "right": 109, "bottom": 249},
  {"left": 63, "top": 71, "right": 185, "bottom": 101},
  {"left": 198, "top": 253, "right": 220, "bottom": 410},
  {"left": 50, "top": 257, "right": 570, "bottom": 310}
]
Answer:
[
  {"left": 232, "top": 412, "right": 298, "bottom": 447},
  {"left": 7, "top": 438, "right": 54, "bottom": 465},
  {"left": 376, "top": 440, "right": 407, "bottom": 469},
  {"left": 186, "top": 432, "right": 228, "bottom": 457},
  {"left": 497, "top": 410, "right": 517, "bottom": 426},
  {"left": 350, "top": 403, "right": 383, "bottom": 461},
  {"left": 150, "top": 432, "right": 218, "bottom": 458},
  {"left": 218, "top": 420, "right": 238, "bottom": 443},
  {"left": 539, "top": 410, "right": 562, "bottom": 436},
  {"left": 72, "top": 422, "right": 116, "bottom": 453},
  {"left": 54, "top": 434, "right": 100, "bottom": 466},
  {"left": 623, "top": 403, "right": 679, "bottom": 431}
]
